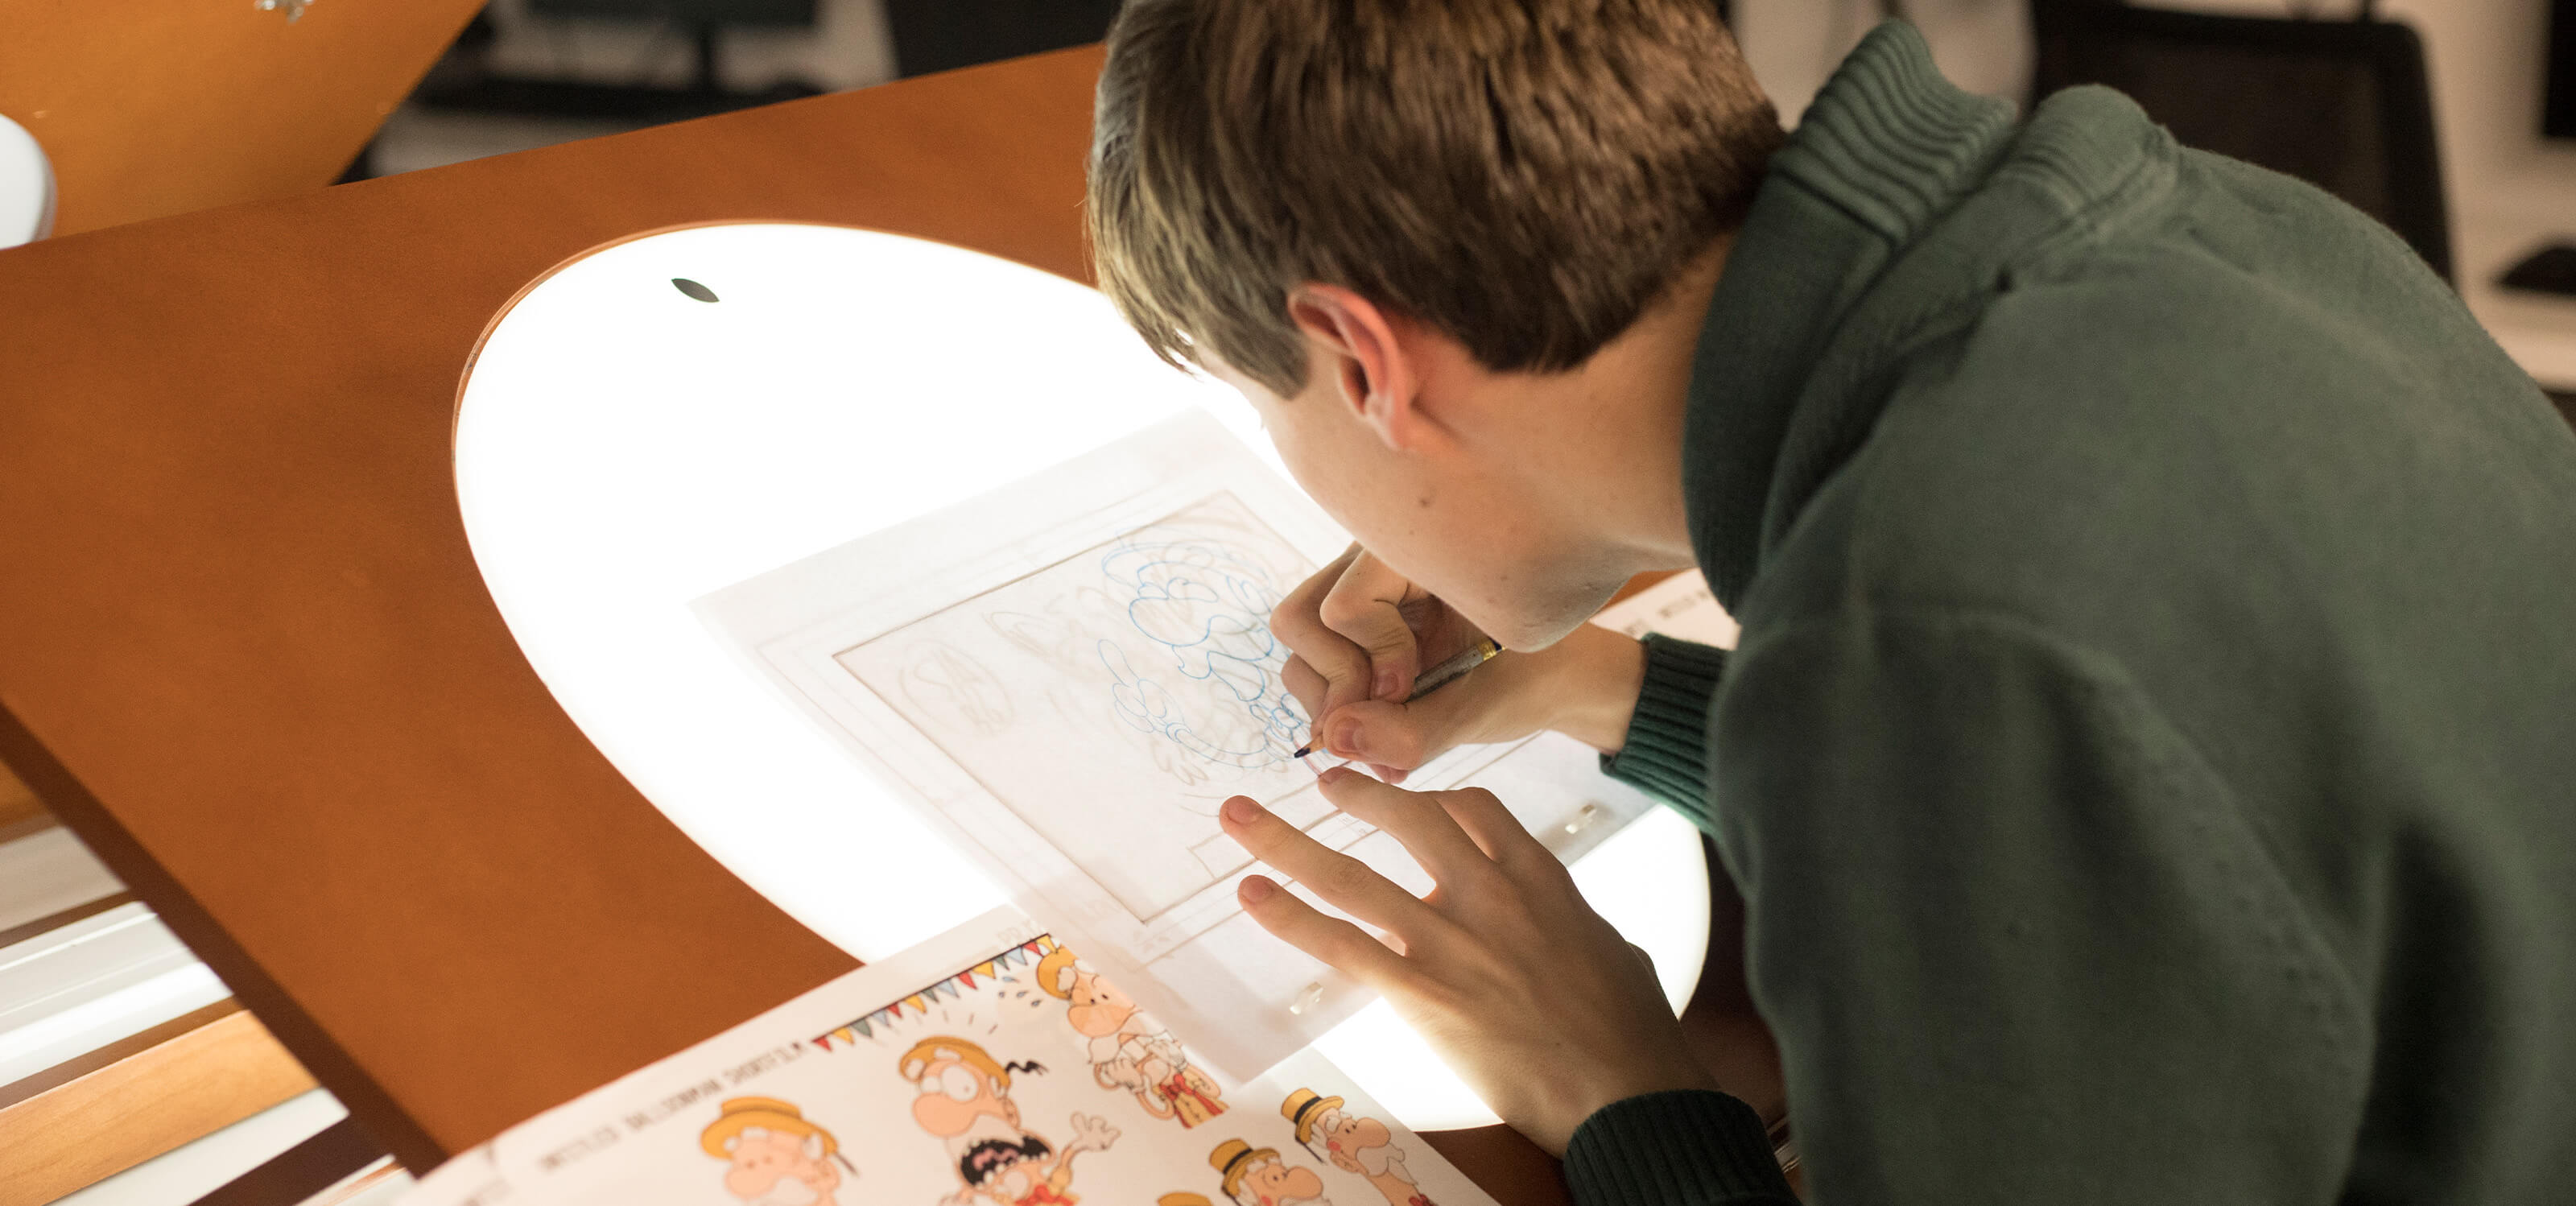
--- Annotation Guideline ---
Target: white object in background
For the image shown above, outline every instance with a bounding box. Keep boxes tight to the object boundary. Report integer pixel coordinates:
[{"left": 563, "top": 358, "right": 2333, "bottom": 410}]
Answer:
[
  {"left": 0, "top": 902, "right": 230, "bottom": 1088},
  {"left": 452, "top": 223, "right": 1714, "bottom": 1130},
  {"left": 1591, "top": 568, "right": 1740, "bottom": 649},
  {"left": 0, "top": 113, "right": 56, "bottom": 248}
]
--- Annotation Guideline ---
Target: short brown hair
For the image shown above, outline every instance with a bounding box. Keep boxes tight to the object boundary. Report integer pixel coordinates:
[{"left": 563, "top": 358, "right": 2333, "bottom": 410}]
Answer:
[{"left": 1088, "top": 0, "right": 1785, "bottom": 398}]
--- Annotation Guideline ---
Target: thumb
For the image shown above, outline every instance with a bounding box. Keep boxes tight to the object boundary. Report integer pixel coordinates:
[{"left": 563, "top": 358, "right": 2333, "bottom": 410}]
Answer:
[
  {"left": 1318, "top": 687, "right": 1477, "bottom": 770},
  {"left": 1316, "top": 551, "right": 1426, "bottom": 700}
]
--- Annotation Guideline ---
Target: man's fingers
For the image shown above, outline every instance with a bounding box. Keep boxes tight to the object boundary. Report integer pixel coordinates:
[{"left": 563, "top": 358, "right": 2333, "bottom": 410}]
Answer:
[
  {"left": 1316, "top": 676, "right": 1480, "bottom": 768},
  {"left": 1220, "top": 795, "right": 1453, "bottom": 941},
  {"left": 1282, "top": 656, "right": 1328, "bottom": 734},
  {"left": 1315, "top": 550, "right": 1424, "bottom": 701},
  {"left": 1316, "top": 767, "right": 1502, "bottom": 893},
  {"left": 1235, "top": 874, "right": 1410, "bottom": 989},
  {"left": 1435, "top": 786, "right": 1563, "bottom": 879},
  {"left": 1271, "top": 545, "right": 1380, "bottom": 726}
]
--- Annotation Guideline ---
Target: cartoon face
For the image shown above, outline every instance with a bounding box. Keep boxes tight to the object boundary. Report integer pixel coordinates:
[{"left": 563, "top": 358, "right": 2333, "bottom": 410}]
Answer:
[
  {"left": 1320, "top": 1109, "right": 1393, "bottom": 1164},
  {"left": 723, "top": 1128, "right": 838, "bottom": 1206},
  {"left": 1063, "top": 968, "right": 1139, "bottom": 1038},
  {"left": 1245, "top": 1156, "right": 1327, "bottom": 1206},
  {"left": 911, "top": 1053, "right": 1018, "bottom": 1138}
]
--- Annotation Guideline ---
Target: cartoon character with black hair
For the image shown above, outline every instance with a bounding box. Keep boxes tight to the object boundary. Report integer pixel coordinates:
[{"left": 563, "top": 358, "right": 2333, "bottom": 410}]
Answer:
[
  {"left": 1282, "top": 1088, "right": 1431, "bottom": 1206},
  {"left": 700, "top": 1097, "right": 853, "bottom": 1206},
  {"left": 1035, "top": 945, "right": 1227, "bottom": 1126},
  {"left": 900, "top": 1035, "right": 1119, "bottom": 1206}
]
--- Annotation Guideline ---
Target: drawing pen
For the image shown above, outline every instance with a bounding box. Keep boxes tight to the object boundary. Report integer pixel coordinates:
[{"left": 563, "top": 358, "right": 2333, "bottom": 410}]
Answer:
[{"left": 1292, "top": 637, "right": 1504, "bottom": 758}]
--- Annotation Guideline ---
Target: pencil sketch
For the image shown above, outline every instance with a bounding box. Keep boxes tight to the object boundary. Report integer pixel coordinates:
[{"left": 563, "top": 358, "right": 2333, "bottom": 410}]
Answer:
[
  {"left": 836, "top": 494, "right": 1335, "bottom": 923},
  {"left": 897, "top": 645, "right": 1018, "bottom": 737},
  {"left": 1096, "top": 531, "right": 1305, "bottom": 773}
]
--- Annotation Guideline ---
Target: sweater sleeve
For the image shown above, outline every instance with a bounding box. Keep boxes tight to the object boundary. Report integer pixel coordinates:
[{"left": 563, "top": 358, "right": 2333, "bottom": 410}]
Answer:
[
  {"left": 1705, "top": 609, "right": 2371, "bottom": 1204},
  {"left": 1598, "top": 634, "right": 1728, "bottom": 827},
  {"left": 1564, "top": 1091, "right": 1797, "bottom": 1206}
]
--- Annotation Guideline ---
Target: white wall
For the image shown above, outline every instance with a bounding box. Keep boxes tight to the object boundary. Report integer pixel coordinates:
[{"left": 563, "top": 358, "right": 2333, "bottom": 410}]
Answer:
[{"left": 1734, "top": 0, "right": 2031, "bottom": 122}]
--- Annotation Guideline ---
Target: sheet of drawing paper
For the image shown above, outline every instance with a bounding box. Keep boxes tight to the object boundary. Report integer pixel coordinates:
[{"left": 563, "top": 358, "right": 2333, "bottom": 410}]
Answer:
[
  {"left": 402, "top": 910, "right": 1503, "bottom": 1206},
  {"left": 696, "top": 411, "right": 1661, "bottom": 1076},
  {"left": 1588, "top": 570, "right": 1737, "bottom": 649}
]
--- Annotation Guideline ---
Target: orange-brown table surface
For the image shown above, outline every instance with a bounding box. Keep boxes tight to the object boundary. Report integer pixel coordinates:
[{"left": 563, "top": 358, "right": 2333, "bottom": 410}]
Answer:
[{"left": 0, "top": 47, "right": 1774, "bottom": 1200}]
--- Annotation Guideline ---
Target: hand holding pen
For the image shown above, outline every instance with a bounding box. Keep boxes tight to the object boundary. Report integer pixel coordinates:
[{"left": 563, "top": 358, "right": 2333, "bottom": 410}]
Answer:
[{"left": 1268, "top": 543, "right": 1651, "bottom": 781}]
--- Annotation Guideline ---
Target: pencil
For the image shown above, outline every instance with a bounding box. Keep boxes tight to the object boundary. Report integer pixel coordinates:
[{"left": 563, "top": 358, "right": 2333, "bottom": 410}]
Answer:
[{"left": 1291, "top": 637, "right": 1504, "bottom": 758}]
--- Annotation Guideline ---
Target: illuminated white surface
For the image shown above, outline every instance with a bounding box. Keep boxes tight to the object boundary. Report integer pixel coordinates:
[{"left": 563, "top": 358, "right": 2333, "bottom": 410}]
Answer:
[
  {"left": 453, "top": 223, "right": 1709, "bottom": 1130},
  {"left": 0, "top": 114, "right": 53, "bottom": 248}
]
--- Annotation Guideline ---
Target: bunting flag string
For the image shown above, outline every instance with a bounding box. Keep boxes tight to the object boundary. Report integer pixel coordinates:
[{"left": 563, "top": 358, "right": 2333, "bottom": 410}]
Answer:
[{"left": 807, "top": 933, "right": 1064, "bottom": 1047}]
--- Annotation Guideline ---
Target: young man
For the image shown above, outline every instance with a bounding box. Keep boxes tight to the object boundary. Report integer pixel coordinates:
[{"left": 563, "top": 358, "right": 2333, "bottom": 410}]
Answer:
[{"left": 1088, "top": 2, "right": 2576, "bottom": 1204}]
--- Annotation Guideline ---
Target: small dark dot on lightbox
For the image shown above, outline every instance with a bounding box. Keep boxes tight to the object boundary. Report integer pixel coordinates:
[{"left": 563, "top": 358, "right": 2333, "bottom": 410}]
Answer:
[{"left": 672, "top": 278, "right": 719, "bottom": 303}]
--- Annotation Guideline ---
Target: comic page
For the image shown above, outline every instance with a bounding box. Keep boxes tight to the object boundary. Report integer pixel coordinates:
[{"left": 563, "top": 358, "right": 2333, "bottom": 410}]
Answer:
[{"left": 405, "top": 909, "right": 1500, "bottom": 1206}]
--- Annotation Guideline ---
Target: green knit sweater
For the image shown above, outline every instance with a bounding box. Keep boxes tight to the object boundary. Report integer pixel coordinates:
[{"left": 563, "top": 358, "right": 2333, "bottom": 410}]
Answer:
[{"left": 1571, "top": 21, "right": 2576, "bottom": 1206}]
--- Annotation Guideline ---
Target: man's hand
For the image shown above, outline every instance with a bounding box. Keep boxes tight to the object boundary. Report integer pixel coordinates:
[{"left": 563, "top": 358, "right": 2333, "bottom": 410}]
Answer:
[
  {"left": 1270, "top": 544, "right": 1649, "bottom": 779},
  {"left": 1220, "top": 769, "right": 1716, "bottom": 1156}
]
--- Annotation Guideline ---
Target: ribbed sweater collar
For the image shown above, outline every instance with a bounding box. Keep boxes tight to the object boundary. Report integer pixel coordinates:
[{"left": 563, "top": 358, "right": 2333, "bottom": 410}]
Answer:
[{"left": 1683, "top": 21, "right": 2017, "bottom": 608}]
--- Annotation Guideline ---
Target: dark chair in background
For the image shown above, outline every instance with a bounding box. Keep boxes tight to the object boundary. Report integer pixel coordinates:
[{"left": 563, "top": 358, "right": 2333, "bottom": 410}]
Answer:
[
  {"left": 2029, "top": 0, "right": 2452, "bottom": 283},
  {"left": 410, "top": 1, "right": 827, "bottom": 126},
  {"left": 884, "top": 0, "right": 1123, "bottom": 78}
]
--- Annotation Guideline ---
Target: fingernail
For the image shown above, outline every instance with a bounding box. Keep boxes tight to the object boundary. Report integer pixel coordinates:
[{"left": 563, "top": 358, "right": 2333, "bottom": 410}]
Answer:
[
  {"left": 1329, "top": 717, "right": 1364, "bottom": 757},
  {"left": 1373, "top": 665, "right": 1399, "bottom": 700},
  {"left": 1316, "top": 765, "right": 1354, "bottom": 787},
  {"left": 1222, "top": 795, "right": 1264, "bottom": 824},
  {"left": 1241, "top": 875, "right": 1278, "bottom": 903}
]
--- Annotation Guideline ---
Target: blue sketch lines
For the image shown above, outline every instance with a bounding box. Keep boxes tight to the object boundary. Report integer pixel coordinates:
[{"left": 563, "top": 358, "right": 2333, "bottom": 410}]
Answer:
[{"left": 1097, "top": 531, "right": 1305, "bottom": 770}]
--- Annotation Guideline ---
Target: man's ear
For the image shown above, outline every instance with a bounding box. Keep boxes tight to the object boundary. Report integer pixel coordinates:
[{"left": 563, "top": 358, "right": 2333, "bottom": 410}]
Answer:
[{"left": 1284, "top": 284, "right": 1437, "bottom": 452}]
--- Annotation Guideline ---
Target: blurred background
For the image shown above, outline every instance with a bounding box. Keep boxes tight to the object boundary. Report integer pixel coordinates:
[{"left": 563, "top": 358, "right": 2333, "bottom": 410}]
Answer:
[
  {"left": 0, "top": 2, "right": 2570, "bottom": 1205},
  {"left": 342, "top": 0, "right": 2574, "bottom": 423}
]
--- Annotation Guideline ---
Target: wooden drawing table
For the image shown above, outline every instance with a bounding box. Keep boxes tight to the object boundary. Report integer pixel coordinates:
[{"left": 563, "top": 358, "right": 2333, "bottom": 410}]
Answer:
[{"left": 0, "top": 47, "right": 1777, "bottom": 1195}]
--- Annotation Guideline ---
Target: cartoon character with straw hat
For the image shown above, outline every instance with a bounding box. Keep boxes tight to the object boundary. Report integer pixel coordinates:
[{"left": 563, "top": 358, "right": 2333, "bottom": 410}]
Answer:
[
  {"left": 1282, "top": 1088, "right": 1432, "bottom": 1206},
  {"left": 1209, "top": 1138, "right": 1331, "bottom": 1206},
  {"left": 700, "top": 1097, "right": 852, "bottom": 1206},
  {"left": 1036, "top": 944, "right": 1227, "bottom": 1126}
]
